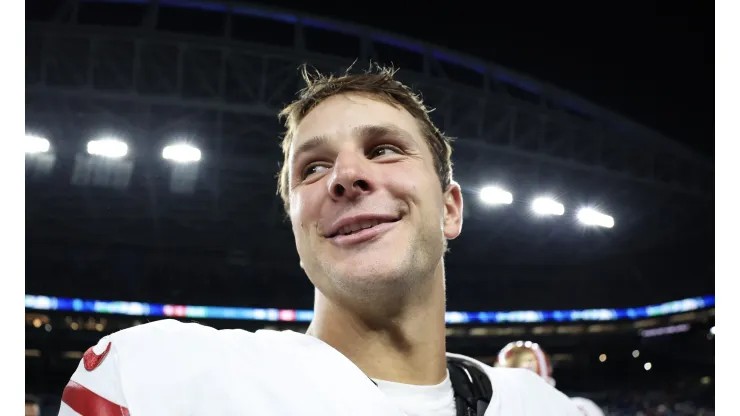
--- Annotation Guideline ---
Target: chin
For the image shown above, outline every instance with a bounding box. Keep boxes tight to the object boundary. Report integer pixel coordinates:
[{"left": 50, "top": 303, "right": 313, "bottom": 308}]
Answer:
[
  {"left": 329, "top": 257, "right": 412, "bottom": 292},
  {"left": 336, "top": 257, "right": 405, "bottom": 281}
]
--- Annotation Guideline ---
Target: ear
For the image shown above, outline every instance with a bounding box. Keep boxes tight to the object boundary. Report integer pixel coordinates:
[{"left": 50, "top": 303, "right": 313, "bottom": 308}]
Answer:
[{"left": 442, "top": 180, "right": 463, "bottom": 240}]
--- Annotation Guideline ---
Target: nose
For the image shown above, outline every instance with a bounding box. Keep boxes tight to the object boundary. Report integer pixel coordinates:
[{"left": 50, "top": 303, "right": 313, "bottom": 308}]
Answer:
[{"left": 327, "top": 151, "right": 375, "bottom": 200}]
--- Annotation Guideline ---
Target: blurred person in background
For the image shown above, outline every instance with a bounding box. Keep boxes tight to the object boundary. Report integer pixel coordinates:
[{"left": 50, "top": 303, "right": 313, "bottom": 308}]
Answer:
[
  {"left": 26, "top": 395, "right": 41, "bottom": 416},
  {"left": 57, "top": 65, "right": 581, "bottom": 416},
  {"left": 495, "top": 341, "right": 555, "bottom": 386},
  {"left": 496, "top": 341, "right": 605, "bottom": 416}
]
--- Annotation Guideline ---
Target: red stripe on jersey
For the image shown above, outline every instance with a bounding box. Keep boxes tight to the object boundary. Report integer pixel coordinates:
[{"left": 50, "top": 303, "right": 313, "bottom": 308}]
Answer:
[
  {"left": 62, "top": 380, "right": 130, "bottom": 416},
  {"left": 83, "top": 342, "right": 112, "bottom": 371}
]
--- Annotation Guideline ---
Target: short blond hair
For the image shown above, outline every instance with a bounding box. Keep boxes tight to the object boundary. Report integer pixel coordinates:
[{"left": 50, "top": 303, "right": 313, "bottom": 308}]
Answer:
[{"left": 277, "top": 64, "right": 453, "bottom": 212}]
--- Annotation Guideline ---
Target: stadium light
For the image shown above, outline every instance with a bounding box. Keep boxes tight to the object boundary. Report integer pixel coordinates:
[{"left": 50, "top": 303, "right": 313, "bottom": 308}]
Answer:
[
  {"left": 87, "top": 138, "right": 128, "bottom": 159},
  {"left": 74, "top": 138, "right": 133, "bottom": 188},
  {"left": 479, "top": 186, "right": 513, "bottom": 205},
  {"left": 598, "top": 354, "right": 607, "bottom": 362},
  {"left": 644, "top": 362, "right": 652, "bottom": 371},
  {"left": 162, "top": 143, "right": 202, "bottom": 163},
  {"left": 26, "top": 134, "right": 50, "bottom": 154},
  {"left": 632, "top": 350, "right": 640, "bottom": 358},
  {"left": 710, "top": 326, "right": 715, "bottom": 335},
  {"left": 577, "top": 207, "right": 614, "bottom": 228},
  {"left": 531, "top": 197, "right": 564, "bottom": 216},
  {"left": 26, "top": 134, "right": 56, "bottom": 176}
]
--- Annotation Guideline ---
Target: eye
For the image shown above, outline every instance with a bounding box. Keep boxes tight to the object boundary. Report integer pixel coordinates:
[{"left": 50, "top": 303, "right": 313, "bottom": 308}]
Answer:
[
  {"left": 302, "top": 163, "right": 329, "bottom": 179},
  {"left": 369, "top": 145, "right": 401, "bottom": 158}
]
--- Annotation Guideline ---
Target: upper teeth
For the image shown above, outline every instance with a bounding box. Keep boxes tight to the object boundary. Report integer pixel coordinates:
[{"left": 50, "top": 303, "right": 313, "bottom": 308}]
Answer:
[{"left": 337, "top": 219, "right": 382, "bottom": 236}]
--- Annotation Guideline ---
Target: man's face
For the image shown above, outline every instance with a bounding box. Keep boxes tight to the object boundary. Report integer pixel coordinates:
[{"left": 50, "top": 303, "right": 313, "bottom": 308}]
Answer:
[
  {"left": 287, "top": 93, "right": 462, "bottom": 301},
  {"left": 514, "top": 350, "right": 540, "bottom": 374}
]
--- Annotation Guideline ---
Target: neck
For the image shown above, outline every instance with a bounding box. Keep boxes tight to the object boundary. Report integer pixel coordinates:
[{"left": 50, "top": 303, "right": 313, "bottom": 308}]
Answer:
[{"left": 306, "top": 265, "right": 448, "bottom": 385}]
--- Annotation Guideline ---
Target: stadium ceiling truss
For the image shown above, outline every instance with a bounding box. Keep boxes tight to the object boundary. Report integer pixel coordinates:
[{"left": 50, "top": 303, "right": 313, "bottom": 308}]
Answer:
[{"left": 26, "top": 0, "right": 713, "bottom": 198}]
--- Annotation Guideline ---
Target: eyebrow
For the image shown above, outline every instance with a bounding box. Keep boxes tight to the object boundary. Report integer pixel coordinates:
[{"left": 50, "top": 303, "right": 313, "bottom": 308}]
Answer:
[
  {"left": 351, "top": 123, "right": 414, "bottom": 143},
  {"left": 291, "top": 135, "right": 331, "bottom": 163},
  {"left": 291, "top": 123, "right": 414, "bottom": 162}
]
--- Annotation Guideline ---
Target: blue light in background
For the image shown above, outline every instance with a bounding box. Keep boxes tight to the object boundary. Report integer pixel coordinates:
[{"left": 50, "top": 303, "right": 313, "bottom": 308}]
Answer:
[
  {"left": 231, "top": 6, "right": 298, "bottom": 24},
  {"left": 149, "top": 304, "right": 165, "bottom": 316},
  {"left": 24, "top": 294, "right": 715, "bottom": 324},
  {"left": 295, "top": 310, "right": 314, "bottom": 322},
  {"left": 57, "top": 298, "right": 74, "bottom": 311},
  {"left": 159, "top": 0, "right": 228, "bottom": 13},
  {"left": 371, "top": 34, "right": 425, "bottom": 54},
  {"left": 477, "top": 312, "right": 489, "bottom": 323},
  {"left": 493, "top": 71, "right": 540, "bottom": 95},
  {"left": 552, "top": 311, "right": 566, "bottom": 322}
]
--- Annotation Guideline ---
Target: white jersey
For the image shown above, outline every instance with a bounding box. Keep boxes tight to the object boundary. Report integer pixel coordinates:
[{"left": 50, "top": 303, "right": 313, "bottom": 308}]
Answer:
[
  {"left": 570, "top": 397, "right": 606, "bottom": 416},
  {"left": 59, "top": 319, "right": 582, "bottom": 416}
]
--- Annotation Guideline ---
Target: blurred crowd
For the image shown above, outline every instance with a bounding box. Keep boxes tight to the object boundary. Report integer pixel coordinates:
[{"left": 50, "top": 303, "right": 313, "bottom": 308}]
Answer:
[
  {"left": 600, "top": 390, "right": 714, "bottom": 416},
  {"left": 571, "top": 383, "right": 715, "bottom": 416}
]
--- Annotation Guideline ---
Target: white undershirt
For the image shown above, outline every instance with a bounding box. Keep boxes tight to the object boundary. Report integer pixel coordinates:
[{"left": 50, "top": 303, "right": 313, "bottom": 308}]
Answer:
[{"left": 372, "top": 371, "right": 457, "bottom": 416}]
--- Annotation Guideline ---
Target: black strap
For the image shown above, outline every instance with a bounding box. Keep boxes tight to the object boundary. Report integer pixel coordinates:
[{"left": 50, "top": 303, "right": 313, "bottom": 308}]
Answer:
[{"left": 447, "top": 359, "right": 492, "bottom": 416}]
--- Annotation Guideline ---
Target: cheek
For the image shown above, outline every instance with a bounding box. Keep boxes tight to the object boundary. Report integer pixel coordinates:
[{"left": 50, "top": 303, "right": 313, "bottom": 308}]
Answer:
[
  {"left": 289, "top": 194, "right": 307, "bottom": 238},
  {"left": 411, "top": 175, "right": 444, "bottom": 212},
  {"left": 386, "top": 165, "right": 427, "bottom": 198},
  {"left": 388, "top": 174, "right": 443, "bottom": 222},
  {"left": 290, "top": 187, "right": 321, "bottom": 235}
]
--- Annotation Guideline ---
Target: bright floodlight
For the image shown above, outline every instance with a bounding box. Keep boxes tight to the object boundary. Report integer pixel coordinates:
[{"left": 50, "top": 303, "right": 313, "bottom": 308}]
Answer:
[
  {"left": 26, "top": 135, "right": 50, "bottom": 154},
  {"left": 531, "top": 197, "right": 565, "bottom": 216},
  {"left": 632, "top": 350, "right": 640, "bottom": 358},
  {"left": 162, "top": 143, "right": 202, "bottom": 163},
  {"left": 479, "top": 186, "right": 513, "bottom": 205},
  {"left": 87, "top": 138, "right": 128, "bottom": 159},
  {"left": 644, "top": 362, "right": 652, "bottom": 371},
  {"left": 598, "top": 354, "right": 607, "bottom": 363},
  {"left": 577, "top": 207, "right": 615, "bottom": 228}
]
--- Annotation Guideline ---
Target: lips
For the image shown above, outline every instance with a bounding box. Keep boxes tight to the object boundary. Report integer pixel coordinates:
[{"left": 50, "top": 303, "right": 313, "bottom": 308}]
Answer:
[
  {"left": 325, "top": 215, "right": 400, "bottom": 239},
  {"left": 330, "top": 219, "right": 390, "bottom": 237}
]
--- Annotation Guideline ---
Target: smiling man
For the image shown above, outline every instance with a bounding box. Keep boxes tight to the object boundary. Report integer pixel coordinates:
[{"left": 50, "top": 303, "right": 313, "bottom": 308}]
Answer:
[{"left": 58, "top": 65, "right": 581, "bottom": 416}]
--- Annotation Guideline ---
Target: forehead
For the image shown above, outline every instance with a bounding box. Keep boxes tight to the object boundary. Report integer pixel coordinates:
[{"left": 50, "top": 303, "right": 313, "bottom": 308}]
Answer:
[{"left": 291, "top": 93, "right": 423, "bottom": 152}]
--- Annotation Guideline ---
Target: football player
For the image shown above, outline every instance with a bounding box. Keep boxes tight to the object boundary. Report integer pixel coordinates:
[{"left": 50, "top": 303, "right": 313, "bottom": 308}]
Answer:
[{"left": 60, "top": 65, "right": 582, "bottom": 416}]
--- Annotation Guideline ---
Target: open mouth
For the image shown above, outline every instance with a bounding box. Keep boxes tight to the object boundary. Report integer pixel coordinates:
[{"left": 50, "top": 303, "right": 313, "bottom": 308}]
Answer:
[{"left": 328, "top": 218, "right": 400, "bottom": 238}]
